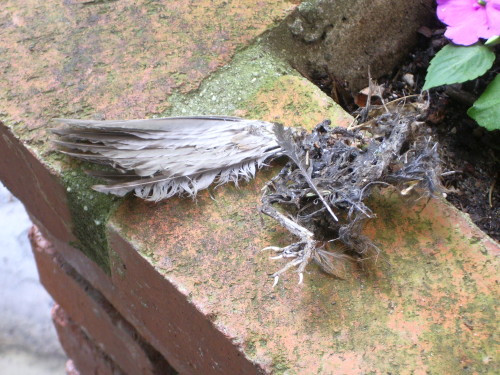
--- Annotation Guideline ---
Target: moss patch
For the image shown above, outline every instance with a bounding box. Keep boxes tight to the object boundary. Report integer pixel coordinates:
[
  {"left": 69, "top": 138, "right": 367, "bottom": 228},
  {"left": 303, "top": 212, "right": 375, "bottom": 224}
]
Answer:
[
  {"left": 242, "top": 74, "right": 352, "bottom": 129},
  {"left": 61, "top": 164, "right": 121, "bottom": 273},
  {"left": 164, "top": 44, "right": 295, "bottom": 117}
]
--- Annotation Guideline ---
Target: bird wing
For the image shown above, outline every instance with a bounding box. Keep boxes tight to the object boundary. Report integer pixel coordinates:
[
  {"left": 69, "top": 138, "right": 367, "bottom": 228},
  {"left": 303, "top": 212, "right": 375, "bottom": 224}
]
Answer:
[{"left": 53, "top": 116, "right": 281, "bottom": 201}]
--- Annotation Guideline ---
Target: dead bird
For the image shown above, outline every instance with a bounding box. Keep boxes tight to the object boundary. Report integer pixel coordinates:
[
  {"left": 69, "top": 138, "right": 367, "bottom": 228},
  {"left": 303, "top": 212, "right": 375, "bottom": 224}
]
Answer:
[
  {"left": 261, "top": 109, "right": 442, "bottom": 285},
  {"left": 53, "top": 100, "right": 442, "bottom": 284}
]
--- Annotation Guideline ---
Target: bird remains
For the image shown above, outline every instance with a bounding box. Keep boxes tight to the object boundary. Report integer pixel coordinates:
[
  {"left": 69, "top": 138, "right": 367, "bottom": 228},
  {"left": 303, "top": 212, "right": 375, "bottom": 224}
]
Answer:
[{"left": 53, "top": 96, "right": 442, "bottom": 283}]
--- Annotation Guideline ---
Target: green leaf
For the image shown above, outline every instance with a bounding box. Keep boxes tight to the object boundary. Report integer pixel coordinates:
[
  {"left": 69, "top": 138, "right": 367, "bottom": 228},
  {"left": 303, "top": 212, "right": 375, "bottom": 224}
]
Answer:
[
  {"left": 467, "top": 74, "right": 500, "bottom": 131},
  {"left": 423, "top": 44, "right": 495, "bottom": 90}
]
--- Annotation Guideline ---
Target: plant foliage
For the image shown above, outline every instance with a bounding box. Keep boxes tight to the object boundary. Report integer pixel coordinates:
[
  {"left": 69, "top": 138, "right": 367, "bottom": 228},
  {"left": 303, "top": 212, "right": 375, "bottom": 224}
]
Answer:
[
  {"left": 423, "top": 44, "right": 495, "bottom": 90},
  {"left": 467, "top": 74, "right": 500, "bottom": 131}
]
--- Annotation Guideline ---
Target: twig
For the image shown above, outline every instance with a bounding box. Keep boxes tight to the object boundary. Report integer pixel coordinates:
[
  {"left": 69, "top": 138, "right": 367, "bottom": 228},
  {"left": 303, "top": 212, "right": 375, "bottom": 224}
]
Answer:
[{"left": 488, "top": 176, "right": 496, "bottom": 208}]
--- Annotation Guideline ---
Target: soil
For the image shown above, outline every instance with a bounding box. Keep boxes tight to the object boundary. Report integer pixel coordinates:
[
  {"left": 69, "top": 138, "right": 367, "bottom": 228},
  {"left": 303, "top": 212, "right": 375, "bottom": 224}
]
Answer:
[{"left": 313, "top": 27, "right": 500, "bottom": 242}]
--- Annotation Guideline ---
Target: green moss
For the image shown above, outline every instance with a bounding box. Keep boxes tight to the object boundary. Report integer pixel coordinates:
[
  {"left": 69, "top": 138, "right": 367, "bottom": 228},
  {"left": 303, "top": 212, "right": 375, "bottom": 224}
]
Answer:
[
  {"left": 138, "top": 245, "right": 156, "bottom": 262},
  {"left": 164, "top": 44, "right": 295, "bottom": 117},
  {"left": 296, "top": 1, "right": 321, "bottom": 13},
  {"left": 246, "top": 331, "right": 294, "bottom": 374},
  {"left": 403, "top": 230, "right": 419, "bottom": 249},
  {"left": 245, "top": 339, "right": 257, "bottom": 358},
  {"left": 469, "top": 236, "right": 482, "bottom": 245},
  {"left": 61, "top": 164, "right": 121, "bottom": 274},
  {"left": 272, "top": 352, "right": 292, "bottom": 374}
]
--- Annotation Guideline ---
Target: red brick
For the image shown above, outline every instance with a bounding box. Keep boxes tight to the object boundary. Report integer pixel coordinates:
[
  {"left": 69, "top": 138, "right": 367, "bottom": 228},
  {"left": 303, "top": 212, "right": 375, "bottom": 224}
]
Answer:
[
  {"left": 31, "top": 216, "right": 264, "bottom": 374},
  {"left": 0, "top": 123, "right": 74, "bottom": 243},
  {"left": 65, "top": 360, "right": 81, "bottom": 375},
  {"left": 107, "top": 227, "right": 264, "bottom": 375},
  {"left": 52, "top": 304, "right": 123, "bottom": 375},
  {"left": 30, "top": 226, "right": 176, "bottom": 375},
  {"left": 31, "top": 219, "right": 261, "bottom": 374},
  {"left": 31, "top": 217, "right": 116, "bottom": 300}
]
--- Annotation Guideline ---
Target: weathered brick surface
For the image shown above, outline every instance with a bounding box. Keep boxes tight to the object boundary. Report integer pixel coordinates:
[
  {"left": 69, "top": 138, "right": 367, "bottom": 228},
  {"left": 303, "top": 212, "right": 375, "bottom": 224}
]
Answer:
[
  {"left": 30, "top": 216, "right": 117, "bottom": 302},
  {"left": 30, "top": 226, "right": 176, "bottom": 375},
  {"left": 110, "top": 176, "right": 499, "bottom": 373},
  {"left": 1, "top": 0, "right": 499, "bottom": 374},
  {"left": 0, "top": 125, "right": 74, "bottom": 243},
  {"left": 108, "top": 227, "right": 265, "bottom": 375},
  {"left": 0, "top": 0, "right": 297, "bottom": 144},
  {"left": 31, "top": 204, "right": 269, "bottom": 374},
  {"left": 52, "top": 304, "right": 124, "bottom": 375},
  {"left": 0, "top": 0, "right": 300, "bottom": 273}
]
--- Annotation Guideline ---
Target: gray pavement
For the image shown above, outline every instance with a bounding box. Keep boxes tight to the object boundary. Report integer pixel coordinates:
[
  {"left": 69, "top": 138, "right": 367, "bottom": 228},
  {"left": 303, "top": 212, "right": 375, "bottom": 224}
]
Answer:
[{"left": 0, "top": 182, "right": 66, "bottom": 374}]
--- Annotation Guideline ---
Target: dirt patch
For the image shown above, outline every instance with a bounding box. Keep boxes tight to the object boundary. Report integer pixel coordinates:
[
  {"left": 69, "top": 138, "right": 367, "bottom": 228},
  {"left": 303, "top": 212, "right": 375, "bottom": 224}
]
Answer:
[{"left": 430, "top": 97, "right": 499, "bottom": 241}]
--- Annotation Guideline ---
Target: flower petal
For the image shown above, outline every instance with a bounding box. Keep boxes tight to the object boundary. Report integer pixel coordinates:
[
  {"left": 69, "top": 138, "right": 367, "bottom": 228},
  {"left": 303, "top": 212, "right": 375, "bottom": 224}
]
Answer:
[
  {"left": 437, "top": 0, "right": 482, "bottom": 27},
  {"left": 444, "top": 17, "right": 486, "bottom": 45},
  {"left": 486, "top": 0, "right": 500, "bottom": 35}
]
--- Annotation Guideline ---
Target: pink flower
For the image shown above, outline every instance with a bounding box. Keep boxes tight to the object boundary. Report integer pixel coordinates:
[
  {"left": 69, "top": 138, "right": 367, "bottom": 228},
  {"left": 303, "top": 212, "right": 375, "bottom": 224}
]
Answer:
[{"left": 437, "top": 0, "right": 500, "bottom": 45}]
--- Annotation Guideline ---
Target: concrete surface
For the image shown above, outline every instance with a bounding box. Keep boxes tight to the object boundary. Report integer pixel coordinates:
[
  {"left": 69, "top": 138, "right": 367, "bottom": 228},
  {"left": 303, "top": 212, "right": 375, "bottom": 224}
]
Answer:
[{"left": 0, "top": 182, "right": 66, "bottom": 375}]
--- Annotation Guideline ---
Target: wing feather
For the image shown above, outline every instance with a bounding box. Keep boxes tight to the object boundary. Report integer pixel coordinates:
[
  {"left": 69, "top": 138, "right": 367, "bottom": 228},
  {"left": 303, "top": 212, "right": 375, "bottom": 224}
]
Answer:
[{"left": 53, "top": 116, "right": 281, "bottom": 200}]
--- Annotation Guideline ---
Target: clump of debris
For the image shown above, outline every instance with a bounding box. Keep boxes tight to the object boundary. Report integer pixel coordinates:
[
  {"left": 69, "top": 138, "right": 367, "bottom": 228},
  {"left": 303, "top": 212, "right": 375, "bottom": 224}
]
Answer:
[{"left": 261, "top": 97, "right": 442, "bottom": 285}]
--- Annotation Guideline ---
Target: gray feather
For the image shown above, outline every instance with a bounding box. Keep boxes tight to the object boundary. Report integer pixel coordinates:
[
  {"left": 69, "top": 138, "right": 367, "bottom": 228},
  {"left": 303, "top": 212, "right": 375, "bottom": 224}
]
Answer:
[{"left": 53, "top": 116, "right": 281, "bottom": 200}]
